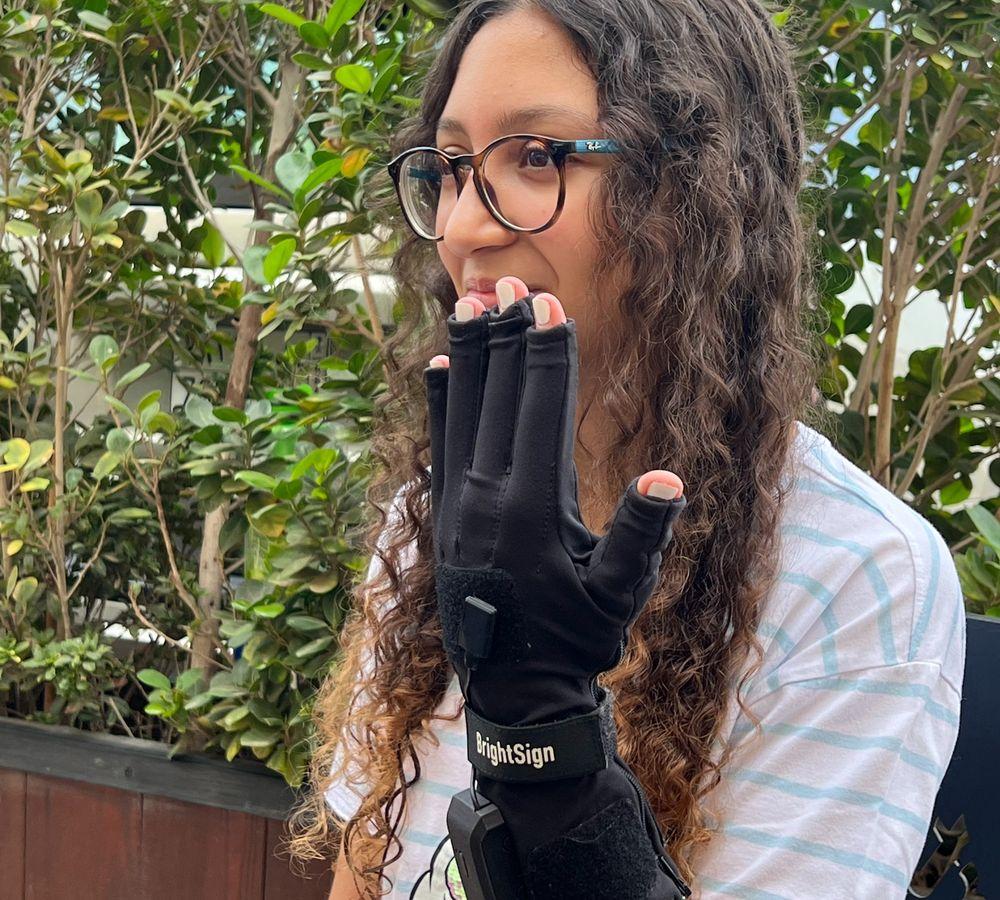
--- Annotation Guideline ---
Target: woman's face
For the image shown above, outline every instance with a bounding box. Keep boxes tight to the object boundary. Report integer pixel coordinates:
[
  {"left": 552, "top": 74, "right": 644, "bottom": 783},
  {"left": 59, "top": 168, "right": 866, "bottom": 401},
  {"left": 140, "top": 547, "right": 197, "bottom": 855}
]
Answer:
[{"left": 435, "top": 6, "right": 616, "bottom": 364}]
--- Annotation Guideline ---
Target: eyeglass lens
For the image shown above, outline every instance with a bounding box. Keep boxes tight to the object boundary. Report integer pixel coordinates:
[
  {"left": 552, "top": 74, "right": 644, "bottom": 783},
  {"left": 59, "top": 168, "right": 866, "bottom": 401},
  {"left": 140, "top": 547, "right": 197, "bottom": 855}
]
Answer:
[{"left": 397, "top": 137, "right": 561, "bottom": 239}]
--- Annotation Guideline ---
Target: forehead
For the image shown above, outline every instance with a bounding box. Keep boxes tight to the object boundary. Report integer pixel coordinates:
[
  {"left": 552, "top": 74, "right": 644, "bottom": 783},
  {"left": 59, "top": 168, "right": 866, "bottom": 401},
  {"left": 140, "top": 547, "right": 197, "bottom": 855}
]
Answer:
[{"left": 438, "top": 9, "right": 599, "bottom": 140}]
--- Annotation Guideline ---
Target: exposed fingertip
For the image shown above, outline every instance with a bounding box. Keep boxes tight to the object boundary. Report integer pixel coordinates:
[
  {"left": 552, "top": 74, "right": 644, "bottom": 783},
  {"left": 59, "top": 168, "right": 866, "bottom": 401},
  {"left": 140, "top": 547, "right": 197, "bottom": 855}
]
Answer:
[
  {"left": 497, "top": 276, "right": 529, "bottom": 310},
  {"left": 638, "top": 470, "right": 684, "bottom": 500},
  {"left": 456, "top": 296, "right": 486, "bottom": 322},
  {"left": 429, "top": 355, "right": 450, "bottom": 368},
  {"left": 531, "top": 292, "right": 566, "bottom": 329}
]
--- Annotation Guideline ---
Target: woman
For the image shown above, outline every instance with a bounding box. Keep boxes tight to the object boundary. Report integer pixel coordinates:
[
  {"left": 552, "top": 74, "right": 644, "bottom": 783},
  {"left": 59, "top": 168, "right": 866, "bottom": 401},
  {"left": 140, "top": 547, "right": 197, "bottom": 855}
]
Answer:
[{"left": 289, "top": 1, "right": 966, "bottom": 897}]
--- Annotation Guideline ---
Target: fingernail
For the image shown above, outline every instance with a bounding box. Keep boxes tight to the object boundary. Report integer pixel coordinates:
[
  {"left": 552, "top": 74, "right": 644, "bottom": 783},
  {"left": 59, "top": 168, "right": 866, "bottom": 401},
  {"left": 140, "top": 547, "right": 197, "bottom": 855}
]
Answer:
[
  {"left": 646, "top": 481, "right": 679, "bottom": 500},
  {"left": 531, "top": 295, "right": 551, "bottom": 326},
  {"left": 531, "top": 293, "right": 566, "bottom": 329},
  {"left": 456, "top": 297, "right": 483, "bottom": 322},
  {"left": 496, "top": 275, "right": 529, "bottom": 311},
  {"left": 429, "top": 355, "right": 450, "bottom": 368},
  {"left": 497, "top": 281, "right": 516, "bottom": 311}
]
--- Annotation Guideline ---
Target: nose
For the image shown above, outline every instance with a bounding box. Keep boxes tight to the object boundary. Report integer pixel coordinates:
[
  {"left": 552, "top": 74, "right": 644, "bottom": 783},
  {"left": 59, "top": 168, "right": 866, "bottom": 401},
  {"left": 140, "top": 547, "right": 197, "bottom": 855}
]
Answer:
[{"left": 440, "top": 167, "right": 513, "bottom": 256}]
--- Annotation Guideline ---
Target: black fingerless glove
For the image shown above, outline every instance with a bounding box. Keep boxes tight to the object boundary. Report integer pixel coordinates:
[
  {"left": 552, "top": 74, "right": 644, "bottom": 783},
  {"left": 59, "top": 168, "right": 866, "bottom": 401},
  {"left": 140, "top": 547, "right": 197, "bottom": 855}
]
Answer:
[{"left": 424, "top": 295, "right": 690, "bottom": 900}]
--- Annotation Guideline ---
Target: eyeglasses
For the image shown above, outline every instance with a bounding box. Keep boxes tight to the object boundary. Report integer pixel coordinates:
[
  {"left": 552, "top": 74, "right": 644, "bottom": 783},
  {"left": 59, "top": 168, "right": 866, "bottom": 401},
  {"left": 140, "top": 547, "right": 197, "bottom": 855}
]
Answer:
[{"left": 386, "top": 132, "right": 623, "bottom": 241}]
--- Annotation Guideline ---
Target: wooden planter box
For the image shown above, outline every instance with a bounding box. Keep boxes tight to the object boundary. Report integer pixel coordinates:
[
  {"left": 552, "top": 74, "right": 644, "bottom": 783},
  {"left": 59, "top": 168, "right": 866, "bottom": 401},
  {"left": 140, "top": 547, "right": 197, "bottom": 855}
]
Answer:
[{"left": 0, "top": 719, "right": 333, "bottom": 900}]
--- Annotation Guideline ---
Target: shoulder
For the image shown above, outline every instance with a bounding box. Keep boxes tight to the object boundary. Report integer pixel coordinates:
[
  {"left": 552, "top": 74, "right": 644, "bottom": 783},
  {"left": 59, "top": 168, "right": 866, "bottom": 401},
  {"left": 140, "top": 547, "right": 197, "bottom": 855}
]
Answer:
[{"left": 751, "top": 421, "right": 965, "bottom": 697}]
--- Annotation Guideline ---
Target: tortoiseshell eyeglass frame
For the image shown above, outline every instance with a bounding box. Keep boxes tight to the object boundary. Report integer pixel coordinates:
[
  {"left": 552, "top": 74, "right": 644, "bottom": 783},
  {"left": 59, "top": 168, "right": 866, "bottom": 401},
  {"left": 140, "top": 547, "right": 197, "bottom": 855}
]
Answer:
[{"left": 386, "top": 132, "right": 624, "bottom": 241}]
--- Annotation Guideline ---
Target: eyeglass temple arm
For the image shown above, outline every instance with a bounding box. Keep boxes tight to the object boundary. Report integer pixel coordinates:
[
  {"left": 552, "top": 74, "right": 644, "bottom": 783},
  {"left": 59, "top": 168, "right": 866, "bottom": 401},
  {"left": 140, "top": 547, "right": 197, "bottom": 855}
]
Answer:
[{"left": 564, "top": 137, "right": 674, "bottom": 154}]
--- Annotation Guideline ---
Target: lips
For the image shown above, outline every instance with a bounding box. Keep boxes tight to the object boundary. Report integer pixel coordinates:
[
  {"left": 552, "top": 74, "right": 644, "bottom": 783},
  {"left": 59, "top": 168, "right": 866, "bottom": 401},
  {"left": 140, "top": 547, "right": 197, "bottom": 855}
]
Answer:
[
  {"left": 462, "top": 278, "right": 543, "bottom": 309},
  {"left": 464, "top": 289, "right": 499, "bottom": 308}
]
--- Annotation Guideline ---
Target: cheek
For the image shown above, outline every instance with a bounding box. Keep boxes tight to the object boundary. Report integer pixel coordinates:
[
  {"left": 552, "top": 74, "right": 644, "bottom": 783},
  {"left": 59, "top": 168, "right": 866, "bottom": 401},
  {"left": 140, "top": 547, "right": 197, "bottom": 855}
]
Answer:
[{"left": 541, "top": 175, "right": 604, "bottom": 318}]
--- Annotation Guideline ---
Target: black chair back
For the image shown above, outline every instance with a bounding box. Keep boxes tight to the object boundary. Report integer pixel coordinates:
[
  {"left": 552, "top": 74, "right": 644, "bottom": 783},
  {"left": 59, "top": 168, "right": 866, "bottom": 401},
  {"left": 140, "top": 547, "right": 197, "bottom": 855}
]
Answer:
[{"left": 909, "top": 614, "right": 997, "bottom": 899}]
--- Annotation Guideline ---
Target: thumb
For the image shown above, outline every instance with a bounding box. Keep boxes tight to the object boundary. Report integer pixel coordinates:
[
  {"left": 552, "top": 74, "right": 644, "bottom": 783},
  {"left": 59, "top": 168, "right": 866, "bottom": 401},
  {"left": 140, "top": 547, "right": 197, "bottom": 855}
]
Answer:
[{"left": 585, "top": 471, "right": 687, "bottom": 618}]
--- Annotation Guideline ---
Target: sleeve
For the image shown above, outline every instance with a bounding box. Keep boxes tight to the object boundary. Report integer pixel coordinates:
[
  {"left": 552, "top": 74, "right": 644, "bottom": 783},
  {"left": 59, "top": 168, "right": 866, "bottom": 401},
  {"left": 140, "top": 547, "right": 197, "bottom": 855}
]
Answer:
[{"left": 689, "top": 531, "right": 966, "bottom": 899}]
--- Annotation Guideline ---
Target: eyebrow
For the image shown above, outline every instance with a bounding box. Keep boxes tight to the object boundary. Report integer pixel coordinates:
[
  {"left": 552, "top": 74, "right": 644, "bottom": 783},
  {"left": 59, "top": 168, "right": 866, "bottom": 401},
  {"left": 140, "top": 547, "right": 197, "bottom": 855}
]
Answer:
[{"left": 436, "top": 104, "right": 600, "bottom": 139}]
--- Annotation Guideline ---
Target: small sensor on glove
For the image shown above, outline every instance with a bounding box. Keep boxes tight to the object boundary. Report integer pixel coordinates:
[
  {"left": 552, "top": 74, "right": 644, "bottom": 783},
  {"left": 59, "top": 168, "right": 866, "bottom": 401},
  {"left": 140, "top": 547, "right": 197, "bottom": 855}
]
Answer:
[{"left": 461, "top": 596, "right": 496, "bottom": 670}]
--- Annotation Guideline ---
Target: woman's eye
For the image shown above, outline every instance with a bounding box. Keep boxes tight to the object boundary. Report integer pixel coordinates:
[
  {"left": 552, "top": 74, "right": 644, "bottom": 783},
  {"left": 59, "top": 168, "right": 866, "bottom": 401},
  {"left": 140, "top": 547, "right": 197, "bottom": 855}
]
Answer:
[{"left": 519, "top": 143, "right": 554, "bottom": 168}]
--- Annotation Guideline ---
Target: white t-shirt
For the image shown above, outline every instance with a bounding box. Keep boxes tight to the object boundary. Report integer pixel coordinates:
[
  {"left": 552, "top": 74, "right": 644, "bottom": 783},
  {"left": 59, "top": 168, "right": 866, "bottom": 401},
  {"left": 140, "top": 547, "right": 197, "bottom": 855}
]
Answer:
[{"left": 325, "top": 420, "right": 966, "bottom": 899}]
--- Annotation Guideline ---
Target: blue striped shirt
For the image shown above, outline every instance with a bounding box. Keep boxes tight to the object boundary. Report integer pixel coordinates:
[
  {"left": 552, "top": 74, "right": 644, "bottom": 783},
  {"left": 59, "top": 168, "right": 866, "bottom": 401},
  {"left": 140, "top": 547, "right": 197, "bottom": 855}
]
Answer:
[{"left": 326, "top": 420, "right": 965, "bottom": 898}]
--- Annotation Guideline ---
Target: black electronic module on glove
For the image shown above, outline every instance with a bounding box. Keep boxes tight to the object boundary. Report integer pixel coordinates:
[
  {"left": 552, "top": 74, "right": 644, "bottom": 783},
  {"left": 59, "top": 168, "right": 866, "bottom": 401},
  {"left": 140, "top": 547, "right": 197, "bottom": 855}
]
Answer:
[{"left": 424, "top": 291, "right": 691, "bottom": 900}]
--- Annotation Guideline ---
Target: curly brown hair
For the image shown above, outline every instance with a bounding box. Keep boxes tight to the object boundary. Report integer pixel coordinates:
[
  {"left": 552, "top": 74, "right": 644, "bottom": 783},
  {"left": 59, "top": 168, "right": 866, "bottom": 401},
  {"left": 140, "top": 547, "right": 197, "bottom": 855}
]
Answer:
[{"left": 287, "top": 0, "right": 834, "bottom": 893}]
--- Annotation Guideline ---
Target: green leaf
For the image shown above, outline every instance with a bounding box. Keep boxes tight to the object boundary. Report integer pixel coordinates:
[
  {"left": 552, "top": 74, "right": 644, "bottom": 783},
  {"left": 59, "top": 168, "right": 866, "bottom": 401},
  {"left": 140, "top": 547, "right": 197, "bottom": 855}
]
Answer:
[
  {"left": 222, "top": 705, "right": 251, "bottom": 729},
  {"left": 116, "top": 362, "right": 151, "bottom": 390},
  {"left": 968, "top": 505, "right": 1000, "bottom": 556},
  {"left": 294, "top": 635, "right": 334, "bottom": 658},
  {"left": 226, "top": 621, "right": 256, "bottom": 649},
  {"left": 258, "top": 3, "right": 308, "bottom": 28},
  {"left": 275, "top": 151, "right": 312, "bottom": 193},
  {"left": 4, "top": 438, "right": 31, "bottom": 471},
  {"left": 285, "top": 614, "right": 331, "bottom": 633},
  {"left": 137, "top": 390, "right": 161, "bottom": 415},
  {"left": 292, "top": 52, "right": 329, "bottom": 71},
  {"left": 248, "top": 698, "right": 283, "bottom": 726},
  {"left": 184, "top": 691, "right": 215, "bottom": 711},
  {"left": 243, "top": 245, "right": 270, "bottom": 286},
  {"left": 75, "top": 192, "right": 102, "bottom": 228},
  {"left": 19, "top": 477, "right": 49, "bottom": 493},
  {"left": 952, "top": 41, "right": 983, "bottom": 58},
  {"left": 253, "top": 603, "right": 286, "bottom": 619},
  {"left": 335, "top": 64, "right": 372, "bottom": 93},
  {"left": 138, "top": 668, "right": 172, "bottom": 691},
  {"left": 911, "top": 24, "right": 937, "bottom": 44},
  {"left": 5, "top": 220, "right": 39, "bottom": 238},
  {"left": 108, "top": 508, "right": 152, "bottom": 523},
  {"left": 89, "top": 335, "right": 120, "bottom": 374},
  {"left": 229, "top": 163, "right": 289, "bottom": 199},
  {"left": 234, "top": 470, "right": 278, "bottom": 491},
  {"left": 104, "top": 395, "right": 132, "bottom": 419},
  {"left": 78, "top": 10, "right": 113, "bottom": 30},
  {"left": 185, "top": 394, "right": 216, "bottom": 428},
  {"left": 22, "top": 440, "right": 54, "bottom": 475},
  {"left": 239, "top": 727, "right": 280, "bottom": 748},
  {"left": 213, "top": 405, "right": 247, "bottom": 423},
  {"left": 176, "top": 669, "right": 204, "bottom": 695},
  {"left": 325, "top": 0, "right": 365, "bottom": 34},
  {"left": 296, "top": 158, "right": 343, "bottom": 198},
  {"left": 250, "top": 505, "right": 292, "bottom": 538},
  {"left": 263, "top": 238, "right": 296, "bottom": 283},
  {"left": 858, "top": 115, "right": 892, "bottom": 152},
  {"left": 299, "top": 22, "right": 329, "bottom": 49},
  {"left": 201, "top": 223, "right": 227, "bottom": 267},
  {"left": 106, "top": 428, "right": 132, "bottom": 454},
  {"left": 93, "top": 450, "right": 123, "bottom": 480}
]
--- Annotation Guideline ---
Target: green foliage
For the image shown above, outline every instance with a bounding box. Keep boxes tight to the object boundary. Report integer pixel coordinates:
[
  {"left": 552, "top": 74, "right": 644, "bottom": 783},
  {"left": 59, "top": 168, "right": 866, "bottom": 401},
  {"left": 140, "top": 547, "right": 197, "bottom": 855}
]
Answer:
[
  {"left": 18, "top": 630, "right": 127, "bottom": 727},
  {"left": 0, "top": 0, "right": 429, "bottom": 778},
  {"left": 958, "top": 505, "right": 1000, "bottom": 616},
  {"left": 780, "top": 0, "right": 999, "bottom": 609}
]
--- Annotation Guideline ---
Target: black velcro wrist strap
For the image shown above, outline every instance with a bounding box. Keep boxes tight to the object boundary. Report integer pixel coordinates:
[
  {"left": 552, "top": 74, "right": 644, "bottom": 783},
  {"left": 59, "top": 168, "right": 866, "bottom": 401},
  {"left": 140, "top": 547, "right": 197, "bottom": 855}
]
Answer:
[{"left": 464, "top": 686, "right": 617, "bottom": 783}]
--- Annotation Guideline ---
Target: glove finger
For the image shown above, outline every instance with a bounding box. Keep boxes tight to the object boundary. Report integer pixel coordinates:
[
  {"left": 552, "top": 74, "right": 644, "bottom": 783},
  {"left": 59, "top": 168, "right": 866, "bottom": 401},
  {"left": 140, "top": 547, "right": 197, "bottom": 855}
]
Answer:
[
  {"left": 470, "top": 297, "right": 533, "bottom": 483},
  {"left": 424, "top": 362, "right": 449, "bottom": 546},
  {"left": 585, "top": 476, "right": 687, "bottom": 622},
  {"left": 440, "top": 308, "right": 491, "bottom": 552},
  {"left": 505, "top": 314, "right": 580, "bottom": 546}
]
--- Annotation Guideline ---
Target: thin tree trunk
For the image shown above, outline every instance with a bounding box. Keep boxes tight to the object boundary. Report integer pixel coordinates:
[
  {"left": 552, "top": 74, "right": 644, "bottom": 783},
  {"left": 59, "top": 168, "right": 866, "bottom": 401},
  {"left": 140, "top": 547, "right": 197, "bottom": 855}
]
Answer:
[{"left": 189, "top": 51, "right": 304, "bottom": 677}]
